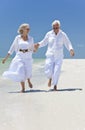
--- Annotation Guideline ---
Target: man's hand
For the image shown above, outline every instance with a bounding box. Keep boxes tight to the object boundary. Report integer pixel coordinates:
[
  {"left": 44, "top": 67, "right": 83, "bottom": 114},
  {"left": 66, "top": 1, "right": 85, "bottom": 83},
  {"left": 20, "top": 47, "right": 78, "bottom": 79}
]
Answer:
[
  {"left": 70, "top": 49, "right": 75, "bottom": 56},
  {"left": 2, "top": 58, "right": 6, "bottom": 64}
]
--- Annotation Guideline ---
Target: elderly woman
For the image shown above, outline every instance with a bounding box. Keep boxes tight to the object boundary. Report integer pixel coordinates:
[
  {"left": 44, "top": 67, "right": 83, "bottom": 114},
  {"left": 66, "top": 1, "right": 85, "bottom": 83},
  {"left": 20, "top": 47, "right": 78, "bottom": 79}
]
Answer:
[
  {"left": 2, "top": 23, "right": 35, "bottom": 92},
  {"left": 35, "top": 20, "right": 75, "bottom": 91}
]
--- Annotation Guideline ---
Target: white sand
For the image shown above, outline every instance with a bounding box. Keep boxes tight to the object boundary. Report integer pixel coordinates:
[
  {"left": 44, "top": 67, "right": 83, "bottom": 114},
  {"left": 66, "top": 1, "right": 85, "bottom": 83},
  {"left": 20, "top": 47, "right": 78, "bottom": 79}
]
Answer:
[{"left": 0, "top": 59, "right": 85, "bottom": 130}]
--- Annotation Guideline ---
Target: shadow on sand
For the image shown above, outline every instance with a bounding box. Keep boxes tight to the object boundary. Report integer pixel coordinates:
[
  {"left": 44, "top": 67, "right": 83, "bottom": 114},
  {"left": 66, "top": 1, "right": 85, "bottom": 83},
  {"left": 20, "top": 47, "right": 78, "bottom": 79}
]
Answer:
[
  {"left": 48, "top": 88, "right": 82, "bottom": 92},
  {"left": 9, "top": 89, "right": 47, "bottom": 93},
  {"left": 9, "top": 88, "right": 82, "bottom": 93}
]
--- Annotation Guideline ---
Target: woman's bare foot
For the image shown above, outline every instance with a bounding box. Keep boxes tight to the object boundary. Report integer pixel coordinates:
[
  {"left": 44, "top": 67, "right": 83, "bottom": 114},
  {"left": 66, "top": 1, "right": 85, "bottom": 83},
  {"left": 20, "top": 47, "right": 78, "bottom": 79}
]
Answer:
[
  {"left": 28, "top": 81, "right": 33, "bottom": 88},
  {"left": 48, "top": 78, "right": 52, "bottom": 87},
  {"left": 20, "top": 89, "right": 25, "bottom": 93}
]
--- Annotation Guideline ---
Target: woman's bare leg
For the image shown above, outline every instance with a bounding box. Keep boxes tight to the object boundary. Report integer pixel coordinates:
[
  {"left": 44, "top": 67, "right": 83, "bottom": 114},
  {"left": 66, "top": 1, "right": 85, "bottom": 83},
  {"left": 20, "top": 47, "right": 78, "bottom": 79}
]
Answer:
[
  {"left": 20, "top": 82, "right": 25, "bottom": 92},
  {"left": 27, "top": 79, "right": 33, "bottom": 88}
]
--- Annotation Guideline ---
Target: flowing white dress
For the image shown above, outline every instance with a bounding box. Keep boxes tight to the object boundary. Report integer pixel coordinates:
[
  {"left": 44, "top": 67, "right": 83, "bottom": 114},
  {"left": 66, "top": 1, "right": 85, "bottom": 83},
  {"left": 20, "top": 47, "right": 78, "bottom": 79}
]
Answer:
[{"left": 3, "top": 35, "right": 34, "bottom": 82}]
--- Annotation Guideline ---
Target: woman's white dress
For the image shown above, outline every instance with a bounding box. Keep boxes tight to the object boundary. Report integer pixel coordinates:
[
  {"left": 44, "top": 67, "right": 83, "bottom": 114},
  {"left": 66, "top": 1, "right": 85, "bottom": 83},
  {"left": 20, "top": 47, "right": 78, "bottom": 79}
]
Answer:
[{"left": 3, "top": 35, "right": 34, "bottom": 82}]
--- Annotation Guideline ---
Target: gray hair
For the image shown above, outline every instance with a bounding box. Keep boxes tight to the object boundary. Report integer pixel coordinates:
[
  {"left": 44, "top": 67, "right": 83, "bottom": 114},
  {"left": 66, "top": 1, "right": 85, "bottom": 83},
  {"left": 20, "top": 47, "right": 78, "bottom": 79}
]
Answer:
[
  {"left": 52, "top": 20, "right": 60, "bottom": 27},
  {"left": 17, "top": 23, "right": 30, "bottom": 34}
]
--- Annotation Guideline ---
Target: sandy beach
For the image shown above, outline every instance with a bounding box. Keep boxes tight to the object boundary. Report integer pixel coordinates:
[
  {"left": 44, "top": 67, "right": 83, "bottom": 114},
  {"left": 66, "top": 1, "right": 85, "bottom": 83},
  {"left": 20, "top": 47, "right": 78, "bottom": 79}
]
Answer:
[{"left": 0, "top": 59, "right": 85, "bottom": 130}]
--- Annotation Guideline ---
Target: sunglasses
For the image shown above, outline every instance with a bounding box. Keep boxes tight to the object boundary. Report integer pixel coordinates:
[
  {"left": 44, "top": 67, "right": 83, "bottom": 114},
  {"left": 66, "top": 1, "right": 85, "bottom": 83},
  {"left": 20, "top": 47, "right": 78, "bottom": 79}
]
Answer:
[
  {"left": 26, "top": 28, "right": 30, "bottom": 30},
  {"left": 25, "top": 28, "right": 30, "bottom": 30},
  {"left": 53, "top": 27, "right": 59, "bottom": 30}
]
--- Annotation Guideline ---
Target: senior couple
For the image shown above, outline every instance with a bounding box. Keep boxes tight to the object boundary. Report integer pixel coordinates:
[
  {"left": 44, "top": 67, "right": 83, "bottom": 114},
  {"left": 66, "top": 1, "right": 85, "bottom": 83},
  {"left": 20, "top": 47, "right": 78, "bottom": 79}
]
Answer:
[{"left": 2, "top": 20, "right": 75, "bottom": 92}]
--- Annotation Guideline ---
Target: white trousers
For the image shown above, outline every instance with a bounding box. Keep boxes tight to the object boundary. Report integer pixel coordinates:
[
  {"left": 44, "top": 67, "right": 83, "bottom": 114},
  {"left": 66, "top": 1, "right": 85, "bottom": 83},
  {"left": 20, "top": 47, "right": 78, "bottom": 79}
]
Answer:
[{"left": 45, "top": 56, "right": 63, "bottom": 85}]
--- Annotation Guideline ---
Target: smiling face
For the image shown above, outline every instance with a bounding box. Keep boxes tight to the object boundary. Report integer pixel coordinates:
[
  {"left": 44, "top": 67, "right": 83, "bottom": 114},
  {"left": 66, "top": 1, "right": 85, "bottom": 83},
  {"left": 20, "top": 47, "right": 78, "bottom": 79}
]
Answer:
[
  {"left": 53, "top": 23, "right": 60, "bottom": 34},
  {"left": 18, "top": 23, "right": 30, "bottom": 35},
  {"left": 22, "top": 26, "right": 30, "bottom": 35}
]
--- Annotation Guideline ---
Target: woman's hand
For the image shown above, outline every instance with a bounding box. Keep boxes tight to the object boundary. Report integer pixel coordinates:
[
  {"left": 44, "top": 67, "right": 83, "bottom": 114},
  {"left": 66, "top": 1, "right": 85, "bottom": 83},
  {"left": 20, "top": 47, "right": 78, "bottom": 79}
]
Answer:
[{"left": 2, "top": 53, "right": 10, "bottom": 64}]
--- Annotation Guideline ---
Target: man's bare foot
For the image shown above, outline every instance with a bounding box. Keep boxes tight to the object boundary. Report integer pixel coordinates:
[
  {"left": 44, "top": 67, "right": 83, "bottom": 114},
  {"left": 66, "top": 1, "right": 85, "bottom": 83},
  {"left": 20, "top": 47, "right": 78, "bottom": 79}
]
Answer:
[
  {"left": 48, "top": 79, "right": 52, "bottom": 87},
  {"left": 54, "top": 85, "right": 57, "bottom": 91}
]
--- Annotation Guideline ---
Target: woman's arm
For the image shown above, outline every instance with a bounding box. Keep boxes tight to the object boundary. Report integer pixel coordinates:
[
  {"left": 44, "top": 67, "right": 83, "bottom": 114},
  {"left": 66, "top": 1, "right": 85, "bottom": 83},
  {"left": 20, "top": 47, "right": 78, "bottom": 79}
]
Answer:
[{"left": 2, "top": 36, "right": 19, "bottom": 63}]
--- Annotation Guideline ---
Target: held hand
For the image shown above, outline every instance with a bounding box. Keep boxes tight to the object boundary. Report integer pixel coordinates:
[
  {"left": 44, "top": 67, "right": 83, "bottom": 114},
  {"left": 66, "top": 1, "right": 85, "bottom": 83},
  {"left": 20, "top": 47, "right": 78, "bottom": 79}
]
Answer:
[
  {"left": 33, "top": 48, "right": 37, "bottom": 52},
  {"left": 70, "top": 49, "right": 75, "bottom": 57},
  {"left": 34, "top": 44, "right": 39, "bottom": 52}
]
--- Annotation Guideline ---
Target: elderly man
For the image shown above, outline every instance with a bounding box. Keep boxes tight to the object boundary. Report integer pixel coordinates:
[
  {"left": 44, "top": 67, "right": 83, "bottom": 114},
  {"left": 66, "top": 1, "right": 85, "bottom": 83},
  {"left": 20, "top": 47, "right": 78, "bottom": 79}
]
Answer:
[{"left": 35, "top": 20, "right": 75, "bottom": 91}]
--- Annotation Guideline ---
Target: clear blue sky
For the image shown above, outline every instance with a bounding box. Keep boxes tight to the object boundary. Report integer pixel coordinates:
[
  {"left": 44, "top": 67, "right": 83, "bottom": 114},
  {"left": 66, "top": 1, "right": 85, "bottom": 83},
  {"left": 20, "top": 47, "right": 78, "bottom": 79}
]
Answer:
[{"left": 0, "top": 0, "right": 85, "bottom": 58}]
